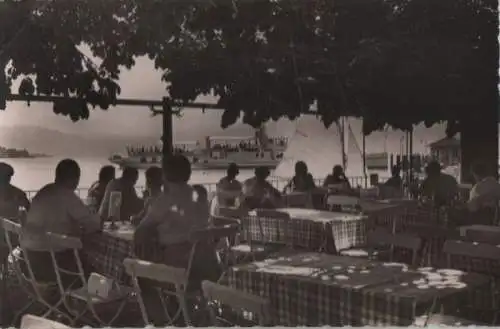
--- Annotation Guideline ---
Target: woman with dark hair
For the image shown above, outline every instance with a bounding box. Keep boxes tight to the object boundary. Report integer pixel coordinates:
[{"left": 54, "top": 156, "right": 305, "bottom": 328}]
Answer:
[
  {"left": 283, "top": 161, "right": 316, "bottom": 193},
  {"left": 87, "top": 165, "right": 115, "bottom": 209}
]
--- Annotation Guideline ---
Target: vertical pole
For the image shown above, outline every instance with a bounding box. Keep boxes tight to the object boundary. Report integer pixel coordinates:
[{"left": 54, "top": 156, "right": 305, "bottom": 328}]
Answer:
[
  {"left": 362, "top": 121, "right": 367, "bottom": 188},
  {"left": 409, "top": 127, "right": 414, "bottom": 183},
  {"left": 162, "top": 97, "right": 173, "bottom": 172}
]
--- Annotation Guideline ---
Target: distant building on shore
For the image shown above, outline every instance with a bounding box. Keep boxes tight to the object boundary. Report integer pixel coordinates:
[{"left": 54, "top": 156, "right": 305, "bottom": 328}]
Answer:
[{"left": 428, "top": 136, "right": 460, "bottom": 167}]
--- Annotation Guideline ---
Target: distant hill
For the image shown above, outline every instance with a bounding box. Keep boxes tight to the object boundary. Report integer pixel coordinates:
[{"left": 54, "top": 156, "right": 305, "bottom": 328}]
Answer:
[
  {"left": 0, "top": 125, "right": 158, "bottom": 157},
  {"left": 0, "top": 119, "right": 448, "bottom": 158}
]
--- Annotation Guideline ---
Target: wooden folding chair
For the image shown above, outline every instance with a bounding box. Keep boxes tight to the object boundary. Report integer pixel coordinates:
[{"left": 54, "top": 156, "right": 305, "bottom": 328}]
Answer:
[
  {"left": 201, "top": 280, "right": 271, "bottom": 326},
  {"left": 190, "top": 225, "right": 240, "bottom": 280},
  {"left": 0, "top": 218, "right": 70, "bottom": 325},
  {"left": 20, "top": 314, "right": 70, "bottom": 329},
  {"left": 218, "top": 207, "right": 245, "bottom": 221},
  {"left": 430, "top": 239, "right": 500, "bottom": 325},
  {"left": 230, "top": 209, "right": 289, "bottom": 264},
  {"left": 325, "top": 194, "right": 360, "bottom": 213},
  {"left": 124, "top": 258, "right": 196, "bottom": 326},
  {"left": 45, "top": 232, "right": 132, "bottom": 327},
  {"left": 285, "top": 192, "right": 312, "bottom": 208},
  {"left": 465, "top": 229, "right": 500, "bottom": 245},
  {"left": 404, "top": 223, "right": 460, "bottom": 267},
  {"left": 340, "top": 227, "right": 422, "bottom": 266}
]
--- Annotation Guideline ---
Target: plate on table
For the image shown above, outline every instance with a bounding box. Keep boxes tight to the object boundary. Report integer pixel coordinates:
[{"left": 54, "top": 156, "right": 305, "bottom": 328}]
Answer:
[{"left": 436, "top": 269, "right": 464, "bottom": 276}]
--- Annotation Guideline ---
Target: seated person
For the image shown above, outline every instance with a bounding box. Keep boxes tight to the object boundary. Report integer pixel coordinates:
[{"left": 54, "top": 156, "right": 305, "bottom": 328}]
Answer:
[
  {"left": 0, "top": 162, "right": 30, "bottom": 267},
  {"left": 216, "top": 163, "right": 242, "bottom": 207},
  {"left": 0, "top": 162, "right": 30, "bottom": 219},
  {"left": 134, "top": 155, "right": 219, "bottom": 326},
  {"left": 87, "top": 165, "right": 115, "bottom": 210},
  {"left": 283, "top": 161, "right": 316, "bottom": 193},
  {"left": 379, "top": 166, "right": 404, "bottom": 198},
  {"left": 20, "top": 159, "right": 101, "bottom": 286},
  {"left": 466, "top": 161, "right": 500, "bottom": 224},
  {"left": 99, "top": 167, "right": 143, "bottom": 222},
  {"left": 420, "top": 161, "right": 458, "bottom": 206},
  {"left": 242, "top": 166, "right": 282, "bottom": 209},
  {"left": 384, "top": 165, "right": 403, "bottom": 190},
  {"left": 323, "top": 165, "right": 352, "bottom": 191}
]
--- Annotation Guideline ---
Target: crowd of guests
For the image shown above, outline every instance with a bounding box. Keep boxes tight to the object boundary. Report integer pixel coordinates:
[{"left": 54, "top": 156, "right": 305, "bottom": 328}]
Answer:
[{"left": 0, "top": 155, "right": 500, "bottom": 324}]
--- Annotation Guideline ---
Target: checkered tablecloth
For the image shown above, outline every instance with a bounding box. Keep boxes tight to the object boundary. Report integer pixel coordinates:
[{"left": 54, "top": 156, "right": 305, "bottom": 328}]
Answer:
[
  {"left": 225, "top": 252, "right": 490, "bottom": 326},
  {"left": 83, "top": 229, "right": 135, "bottom": 283},
  {"left": 245, "top": 203, "right": 409, "bottom": 253},
  {"left": 245, "top": 208, "right": 369, "bottom": 253}
]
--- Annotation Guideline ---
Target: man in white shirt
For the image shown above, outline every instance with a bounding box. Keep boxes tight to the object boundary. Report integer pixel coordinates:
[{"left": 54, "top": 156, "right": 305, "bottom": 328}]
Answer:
[
  {"left": 21, "top": 159, "right": 101, "bottom": 284},
  {"left": 216, "top": 163, "right": 242, "bottom": 208},
  {"left": 99, "top": 167, "right": 143, "bottom": 222},
  {"left": 467, "top": 161, "right": 500, "bottom": 213}
]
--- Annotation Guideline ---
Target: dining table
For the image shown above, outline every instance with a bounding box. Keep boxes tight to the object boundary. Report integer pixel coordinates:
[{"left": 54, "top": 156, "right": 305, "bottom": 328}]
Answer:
[
  {"left": 83, "top": 222, "right": 136, "bottom": 283},
  {"left": 224, "top": 251, "right": 490, "bottom": 326}
]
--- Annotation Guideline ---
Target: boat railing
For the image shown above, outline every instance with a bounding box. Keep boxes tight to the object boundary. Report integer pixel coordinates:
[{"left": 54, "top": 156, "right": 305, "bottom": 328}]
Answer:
[{"left": 23, "top": 175, "right": 388, "bottom": 200}]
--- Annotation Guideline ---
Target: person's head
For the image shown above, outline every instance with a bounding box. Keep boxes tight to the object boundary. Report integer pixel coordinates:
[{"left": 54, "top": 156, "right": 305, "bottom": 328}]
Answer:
[
  {"left": 425, "top": 161, "right": 441, "bottom": 178},
  {"left": 55, "top": 159, "right": 81, "bottom": 190},
  {"left": 98, "top": 165, "right": 115, "bottom": 184},
  {"left": 145, "top": 166, "right": 163, "bottom": 190},
  {"left": 227, "top": 163, "right": 239, "bottom": 180},
  {"left": 164, "top": 154, "right": 192, "bottom": 184},
  {"left": 391, "top": 165, "right": 401, "bottom": 177},
  {"left": 0, "top": 162, "right": 14, "bottom": 185},
  {"left": 121, "top": 167, "right": 139, "bottom": 186},
  {"left": 255, "top": 166, "right": 271, "bottom": 182},
  {"left": 295, "top": 161, "right": 308, "bottom": 176},
  {"left": 333, "top": 165, "right": 344, "bottom": 177},
  {"left": 471, "top": 161, "right": 490, "bottom": 182}
]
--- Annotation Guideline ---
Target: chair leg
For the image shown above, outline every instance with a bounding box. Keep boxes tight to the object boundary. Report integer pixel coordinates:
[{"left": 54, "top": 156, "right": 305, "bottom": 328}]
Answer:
[{"left": 178, "top": 295, "right": 192, "bottom": 326}]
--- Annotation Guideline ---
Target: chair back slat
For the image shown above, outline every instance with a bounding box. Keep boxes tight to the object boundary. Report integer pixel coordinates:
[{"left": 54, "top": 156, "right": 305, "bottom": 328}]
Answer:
[
  {"left": 443, "top": 240, "right": 500, "bottom": 261},
  {"left": 1, "top": 217, "right": 21, "bottom": 234},
  {"left": 123, "top": 258, "right": 188, "bottom": 286},
  {"left": 465, "top": 229, "right": 500, "bottom": 245},
  {"left": 326, "top": 195, "right": 360, "bottom": 207},
  {"left": 190, "top": 224, "right": 239, "bottom": 242},
  {"left": 45, "top": 232, "right": 83, "bottom": 250},
  {"left": 285, "top": 192, "right": 311, "bottom": 208},
  {"left": 218, "top": 207, "right": 246, "bottom": 219},
  {"left": 202, "top": 280, "right": 271, "bottom": 326},
  {"left": 211, "top": 215, "right": 240, "bottom": 227}
]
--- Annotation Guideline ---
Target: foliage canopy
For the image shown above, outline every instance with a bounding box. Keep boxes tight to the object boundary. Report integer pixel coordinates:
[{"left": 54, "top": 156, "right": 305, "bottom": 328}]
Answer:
[{"left": 0, "top": 0, "right": 497, "bottom": 134}]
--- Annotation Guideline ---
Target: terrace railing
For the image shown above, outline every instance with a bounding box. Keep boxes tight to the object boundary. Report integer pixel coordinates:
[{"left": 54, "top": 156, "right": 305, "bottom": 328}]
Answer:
[{"left": 23, "top": 175, "right": 388, "bottom": 200}]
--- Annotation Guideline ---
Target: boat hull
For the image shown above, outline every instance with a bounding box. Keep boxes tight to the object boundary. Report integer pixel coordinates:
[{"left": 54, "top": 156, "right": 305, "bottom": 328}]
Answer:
[{"left": 109, "top": 157, "right": 279, "bottom": 170}]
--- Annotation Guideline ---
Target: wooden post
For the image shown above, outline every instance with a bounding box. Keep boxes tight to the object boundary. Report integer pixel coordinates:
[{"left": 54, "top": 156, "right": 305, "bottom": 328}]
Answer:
[
  {"left": 362, "top": 126, "right": 367, "bottom": 188},
  {"left": 161, "top": 97, "right": 173, "bottom": 171}
]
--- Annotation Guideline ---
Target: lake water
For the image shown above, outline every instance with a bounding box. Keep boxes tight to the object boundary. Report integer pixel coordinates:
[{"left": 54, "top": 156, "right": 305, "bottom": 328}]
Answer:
[
  {"left": 1, "top": 156, "right": 260, "bottom": 192},
  {"left": 2, "top": 156, "right": 384, "bottom": 193}
]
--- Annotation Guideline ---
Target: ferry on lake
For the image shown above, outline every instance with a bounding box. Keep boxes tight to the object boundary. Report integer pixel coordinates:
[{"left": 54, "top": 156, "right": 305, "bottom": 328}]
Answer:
[{"left": 109, "top": 127, "right": 289, "bottom": 170}]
